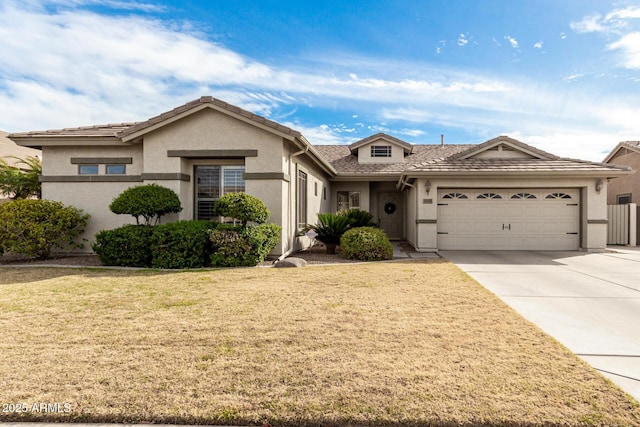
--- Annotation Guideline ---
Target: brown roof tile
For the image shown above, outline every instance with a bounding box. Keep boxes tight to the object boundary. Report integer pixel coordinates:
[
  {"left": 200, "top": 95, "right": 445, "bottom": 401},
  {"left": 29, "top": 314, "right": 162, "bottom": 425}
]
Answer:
[{"left": 9, "top": 123, "right": 138, "bottom": 138}]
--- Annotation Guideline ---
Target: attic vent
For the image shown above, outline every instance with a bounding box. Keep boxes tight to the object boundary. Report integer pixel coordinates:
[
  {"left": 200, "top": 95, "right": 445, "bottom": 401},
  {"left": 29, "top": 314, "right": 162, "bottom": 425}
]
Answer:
[{"left": 371, "top": 146, "right": 392, "bottom": 158}]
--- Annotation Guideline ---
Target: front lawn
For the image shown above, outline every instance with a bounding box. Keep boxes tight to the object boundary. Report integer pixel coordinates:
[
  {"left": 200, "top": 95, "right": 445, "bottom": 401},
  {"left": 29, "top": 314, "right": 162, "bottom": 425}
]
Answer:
[{"left": 0, "top": 261, "right": 638, "bottom": 426}]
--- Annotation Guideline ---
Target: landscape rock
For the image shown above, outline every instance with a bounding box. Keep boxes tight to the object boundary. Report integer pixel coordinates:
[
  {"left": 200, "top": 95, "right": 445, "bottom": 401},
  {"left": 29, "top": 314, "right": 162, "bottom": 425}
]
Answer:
[{"left": 275, "top": 257, "right": 308, "bottom": 268}]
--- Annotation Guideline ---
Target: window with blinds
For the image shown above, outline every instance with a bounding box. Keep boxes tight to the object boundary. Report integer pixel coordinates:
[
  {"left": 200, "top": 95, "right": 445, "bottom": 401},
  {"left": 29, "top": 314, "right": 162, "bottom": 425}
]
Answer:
[{"left": 195, "top": 165, "right": 245, "bottom": 221}]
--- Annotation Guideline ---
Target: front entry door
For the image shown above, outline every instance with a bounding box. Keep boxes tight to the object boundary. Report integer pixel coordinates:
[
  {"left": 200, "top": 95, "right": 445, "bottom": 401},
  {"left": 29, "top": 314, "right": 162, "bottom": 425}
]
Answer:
[{"left": 378, "top": 192, "right": 403, "bottom": 239}]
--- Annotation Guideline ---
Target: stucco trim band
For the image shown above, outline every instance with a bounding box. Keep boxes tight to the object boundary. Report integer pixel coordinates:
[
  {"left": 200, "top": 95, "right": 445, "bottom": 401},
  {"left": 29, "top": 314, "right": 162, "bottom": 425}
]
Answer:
[
  {"left": 587, "top": 219, "right": 608, "bottom": 224},
  {"left": 71, "top": 157, "right": 133, "bottom": 164},
  {"left": 141, "top": 173, "right": 191, "bottom": 182},
  {"left": 244, "top": 172, "right": 290, "bottom": 181},
  {"left": 40, "top": 175, "right": 143, "bottom": 182},
  {"left": 167, "top": 149, "right": 258, "bottom": 158}
]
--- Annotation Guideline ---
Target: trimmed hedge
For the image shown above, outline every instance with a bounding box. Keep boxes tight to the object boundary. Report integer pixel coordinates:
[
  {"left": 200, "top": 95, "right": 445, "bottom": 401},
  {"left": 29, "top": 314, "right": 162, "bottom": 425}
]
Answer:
[
  {"left": 210, "top": 223, "right": 280, "bottom": 267},
  {"left": 0, "top": 199, "right": 89, "bottom": 259},
  {"left": 93, "top": 225, "right": 154, "bottom": 267},
  {"left": 340, "top": 226, "right": 394, "bottom": 261},
  {"left": 149, "top": 221, "right": 214, "bottom": 269}
]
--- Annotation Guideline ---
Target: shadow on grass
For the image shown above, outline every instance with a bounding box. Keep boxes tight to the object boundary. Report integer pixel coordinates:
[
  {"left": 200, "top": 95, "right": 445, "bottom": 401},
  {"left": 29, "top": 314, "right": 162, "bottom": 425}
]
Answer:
[{"left": 0, "top": 412, "right": 603, "bottom": 427}]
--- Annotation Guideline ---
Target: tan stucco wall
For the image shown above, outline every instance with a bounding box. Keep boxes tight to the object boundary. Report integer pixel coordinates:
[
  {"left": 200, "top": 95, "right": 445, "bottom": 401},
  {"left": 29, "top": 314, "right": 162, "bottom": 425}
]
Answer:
[
  {"left": 606, "top": 151, "right": 640, "bottom": 204},
  {"left": 42, "top": 181, "right": 138, "bottom": 252},
  {"left": 409, "top": 176, "right": 610, "bottom": 252},
  {"left": 42, "top": 145, "right": 143, "bottom": 175}
]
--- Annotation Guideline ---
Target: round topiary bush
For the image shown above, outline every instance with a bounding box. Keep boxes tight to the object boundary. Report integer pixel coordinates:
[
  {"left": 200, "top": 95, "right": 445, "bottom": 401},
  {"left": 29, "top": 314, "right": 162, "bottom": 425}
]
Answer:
[
  {"left": 109, "top": 184, "right": 182, "bottom": 225},
  {"left": 213, "top": 192, "right": 270, "bottom": 227},
  {"left": 340, "top": 226, "right": 394, "bottom": 261}
]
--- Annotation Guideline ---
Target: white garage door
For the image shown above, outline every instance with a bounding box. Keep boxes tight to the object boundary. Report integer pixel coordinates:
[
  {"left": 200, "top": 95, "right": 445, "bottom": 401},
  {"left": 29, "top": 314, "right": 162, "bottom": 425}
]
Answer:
[{"left": 437, "top": 189, "right": 580, "bottom": 250}]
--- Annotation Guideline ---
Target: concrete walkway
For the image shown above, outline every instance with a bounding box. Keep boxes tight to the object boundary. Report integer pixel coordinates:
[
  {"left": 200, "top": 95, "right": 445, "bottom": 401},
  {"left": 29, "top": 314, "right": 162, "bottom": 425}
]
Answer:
[{"left": 441, "top": 248, "right": 640, "bottom": 402}]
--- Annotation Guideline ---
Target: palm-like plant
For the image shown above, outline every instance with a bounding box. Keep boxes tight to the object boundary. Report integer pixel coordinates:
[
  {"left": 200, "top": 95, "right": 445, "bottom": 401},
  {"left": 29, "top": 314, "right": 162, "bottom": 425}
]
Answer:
[
  {"left": 0, "top": 156, "right": 42, "bottom": 199},
  {"left": 306, "top": 213, "right": 354, "bottom": 254}
]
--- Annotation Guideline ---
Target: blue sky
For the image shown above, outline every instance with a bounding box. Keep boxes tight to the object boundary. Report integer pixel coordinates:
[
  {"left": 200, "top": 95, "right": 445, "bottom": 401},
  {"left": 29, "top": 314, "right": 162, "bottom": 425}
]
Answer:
[{"left": 1, "top": 0, "right": 639, "bottom": 160}]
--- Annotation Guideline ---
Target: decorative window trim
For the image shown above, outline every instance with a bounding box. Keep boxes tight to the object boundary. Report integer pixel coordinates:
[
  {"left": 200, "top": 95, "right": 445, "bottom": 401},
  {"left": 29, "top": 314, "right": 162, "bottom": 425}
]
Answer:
[
  {"left": 371, "top": 145, "right": 392, "bottom": 158},
  {"left": 442, "top": 192, "right": 469, "bottom": 200},
  {"left": 511, "top": 192, "right": 536, "bottom": 199},
  {"left": 477, "top": 192, "right": 502, "bottom": 199},
  {"left": 545, "top": 192, "right": 572, "bottom": 200}
]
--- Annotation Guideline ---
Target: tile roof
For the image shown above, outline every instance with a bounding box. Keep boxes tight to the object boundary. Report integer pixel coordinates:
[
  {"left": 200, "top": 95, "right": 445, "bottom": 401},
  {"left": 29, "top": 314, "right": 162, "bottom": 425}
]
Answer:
[
  {"left": 118, "top": 96, "right": 302, "bottom": 139},
  {"left": 9, "top": 123, "right": 138, "bottom": 138},
  {"left": 406, "top": 158, "right": 631, "bottom": 173},
  {"left": 315, "top": 144, "right": 474, "bottom": 174}
]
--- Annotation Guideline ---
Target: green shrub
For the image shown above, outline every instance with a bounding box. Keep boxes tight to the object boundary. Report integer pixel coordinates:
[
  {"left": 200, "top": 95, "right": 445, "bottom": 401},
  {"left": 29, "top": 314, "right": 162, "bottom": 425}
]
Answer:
[
  {"left": 0, "top": 199, "right": 89, "bottom": 259},
  {"left": 305, "top": 213, "right": 354, "bottom": 254},
  {"left": 213, "top": 193, "right": 270, "bottom": 227},
  {"left": 109, "top": 184, "right": 182, "bottom": 225},
  {"left": 210, "top": 223, "right": 280, "bottom": 267},
  {"left": 0, "top": 156, "right": 42, "bottom": 199},
  {"left": 338, "top": 208, "right": 377, "bottom": 228},
  {"left": 150, "top": 221, "right": 214, "bottom": 269},
  {"left": 340, "top": 226, "right": 394, "bottom": 261},
  {"left": 92, "top": 225, "right": 154, "bottom": 267}
]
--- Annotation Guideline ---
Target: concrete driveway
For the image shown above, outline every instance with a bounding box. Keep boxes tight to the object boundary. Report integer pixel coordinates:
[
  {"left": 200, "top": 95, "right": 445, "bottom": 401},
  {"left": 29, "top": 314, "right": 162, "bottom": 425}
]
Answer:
[{"left": 441, "top": 248, "right": 640, "bottom": 402}]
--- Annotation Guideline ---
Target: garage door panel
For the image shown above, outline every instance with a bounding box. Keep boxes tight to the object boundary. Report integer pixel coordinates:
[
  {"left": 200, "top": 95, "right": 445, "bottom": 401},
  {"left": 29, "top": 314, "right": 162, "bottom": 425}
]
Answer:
[{"left": 437, "top": 188, "right": 580, "bottom": 250}]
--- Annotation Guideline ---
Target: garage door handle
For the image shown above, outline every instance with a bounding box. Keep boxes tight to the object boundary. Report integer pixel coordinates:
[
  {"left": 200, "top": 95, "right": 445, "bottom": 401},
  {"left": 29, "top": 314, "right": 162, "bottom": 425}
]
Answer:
[
  {"left": 437, "top": 232, "right": 449, "bottom": 235},
  {"left": 502, "top": 224, "right": 511, "bottom": 230},
  {"left": 566, "top": 232, "right": 578, "bottom": 235}
]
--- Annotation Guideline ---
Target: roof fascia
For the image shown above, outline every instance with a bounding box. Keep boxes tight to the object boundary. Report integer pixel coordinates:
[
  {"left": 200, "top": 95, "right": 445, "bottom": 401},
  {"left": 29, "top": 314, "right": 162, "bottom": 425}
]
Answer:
[
  {"left": 603, "top": 142, "right": 640, "bottom": 163},
  {"left": 9, "top": 135, "right": 123, "bottom": 149},
  {"left": 400, "top": 168, "right": 634, "bottom": 179},
  {"left": 295, "top": 135, "right": 337, "bottom": 176},
  {"left": 456, "top": 138, "right": 551, "bottom": 160},
  {"left": 120, "top": 103, "right": 299, "bottom": 143}
]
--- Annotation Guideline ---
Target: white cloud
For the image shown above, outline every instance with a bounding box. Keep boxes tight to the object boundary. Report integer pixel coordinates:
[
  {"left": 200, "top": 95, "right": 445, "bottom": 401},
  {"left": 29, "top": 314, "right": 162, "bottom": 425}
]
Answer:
[
  {"left": 505, "top": 36, "right": 519, "bottom": 48},
  {"left": 608, "top": 32, "right": 640, "bottom": 69},
  {"left": 570, "top": 14, "right": 607, "bottom": 33},
  {"left": 533, "top": 41, "right": 543, "bottom": 49},
  {"left": 457, "top": 34, "right": 468, "bottom": 46}
]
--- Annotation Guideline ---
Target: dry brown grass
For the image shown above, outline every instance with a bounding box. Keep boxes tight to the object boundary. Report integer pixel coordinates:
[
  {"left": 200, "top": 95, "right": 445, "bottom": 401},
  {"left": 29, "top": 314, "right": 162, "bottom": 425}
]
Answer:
[{"left": 0, "top": 261, "right": 638, "bottom": 426}]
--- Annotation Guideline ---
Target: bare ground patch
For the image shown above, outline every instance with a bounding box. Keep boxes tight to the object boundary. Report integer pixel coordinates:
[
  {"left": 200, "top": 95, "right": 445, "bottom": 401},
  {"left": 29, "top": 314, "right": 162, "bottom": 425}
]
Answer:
[{"left": 0, "top": 261, "right": 638, "bottom": 426}]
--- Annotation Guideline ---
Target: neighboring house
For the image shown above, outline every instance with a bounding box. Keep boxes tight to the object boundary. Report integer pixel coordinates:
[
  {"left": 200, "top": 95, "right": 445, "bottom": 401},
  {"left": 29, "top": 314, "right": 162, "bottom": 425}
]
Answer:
[
  {"left": 0, "top": 130, "right": 41, "bottom": 166},
  {"left": 603, "top": 141, "right": 640, "bottom": 205},
  {"left": 1, "top": 130, "right": 41, "bottom": 200},
  {"left": 9, "top": 96, "right": 632, "bottom": 255}
]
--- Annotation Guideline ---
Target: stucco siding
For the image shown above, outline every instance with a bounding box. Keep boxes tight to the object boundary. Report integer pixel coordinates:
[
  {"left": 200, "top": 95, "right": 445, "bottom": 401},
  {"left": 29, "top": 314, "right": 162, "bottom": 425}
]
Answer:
[
  {"left": 42, "top": 181, "right": 138, "bottom": 252},
  {"left": 42, "top": 145, "right": 143, "bottom": 176},
  {"left": 606, "top": 151, "right": 640, "bottom": 204},
  {"left": 357, "top": 141, "right": 405, "bottom": 163}
]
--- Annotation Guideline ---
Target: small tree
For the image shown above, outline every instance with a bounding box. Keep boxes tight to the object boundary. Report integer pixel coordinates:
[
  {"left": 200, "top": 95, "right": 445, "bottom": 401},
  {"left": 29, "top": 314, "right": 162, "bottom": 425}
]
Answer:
[
  {"left": 0, "top": 199, "right": 89, "bottom": 259},
  {"left": 109, "top": 184, "right": 182, "bottom": 225},
  {"left": 0, "top": 156, "right": 42, "bottom": 199},
  {"left": 213, "top": 192, "right": 270, "bottom": 227}
]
